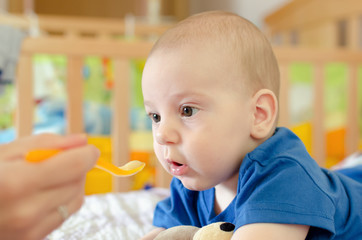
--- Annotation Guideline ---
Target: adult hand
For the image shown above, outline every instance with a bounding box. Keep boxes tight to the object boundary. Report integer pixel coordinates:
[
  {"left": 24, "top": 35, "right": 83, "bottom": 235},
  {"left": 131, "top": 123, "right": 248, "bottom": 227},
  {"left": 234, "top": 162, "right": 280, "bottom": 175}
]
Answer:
[{"left": 0, "top": 133, "right": 99, "bottom": 240}]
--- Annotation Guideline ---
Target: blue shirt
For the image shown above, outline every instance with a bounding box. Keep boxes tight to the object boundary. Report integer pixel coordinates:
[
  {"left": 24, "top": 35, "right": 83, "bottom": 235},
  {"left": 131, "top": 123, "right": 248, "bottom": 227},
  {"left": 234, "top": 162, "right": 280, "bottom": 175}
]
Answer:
[{"left": 153, "top": 127, "right": 362, "bottom": 239}]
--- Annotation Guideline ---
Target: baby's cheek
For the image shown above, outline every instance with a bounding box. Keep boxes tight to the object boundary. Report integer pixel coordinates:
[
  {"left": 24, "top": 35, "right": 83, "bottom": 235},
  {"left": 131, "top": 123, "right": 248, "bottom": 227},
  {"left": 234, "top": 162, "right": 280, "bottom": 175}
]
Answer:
[
  {"left": 189, "top": 142, "right": 219, "bottom": 166},
  {"left": 153, "top": 144, "right": 163, "bottom": 160}
]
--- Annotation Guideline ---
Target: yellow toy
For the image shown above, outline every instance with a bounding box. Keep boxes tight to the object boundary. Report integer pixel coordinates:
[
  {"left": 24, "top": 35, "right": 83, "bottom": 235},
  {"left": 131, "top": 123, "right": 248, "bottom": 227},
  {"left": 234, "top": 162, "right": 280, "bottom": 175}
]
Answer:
[{"left": 154, "top": 222, "right": 235, "bottom": 240}]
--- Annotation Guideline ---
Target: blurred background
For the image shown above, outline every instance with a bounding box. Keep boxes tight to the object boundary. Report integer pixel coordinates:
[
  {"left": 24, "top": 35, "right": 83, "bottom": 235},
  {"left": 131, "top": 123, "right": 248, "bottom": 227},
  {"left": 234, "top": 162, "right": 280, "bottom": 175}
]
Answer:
[{"left": 1, "top": 0, "right": 361, "bottom": 193}]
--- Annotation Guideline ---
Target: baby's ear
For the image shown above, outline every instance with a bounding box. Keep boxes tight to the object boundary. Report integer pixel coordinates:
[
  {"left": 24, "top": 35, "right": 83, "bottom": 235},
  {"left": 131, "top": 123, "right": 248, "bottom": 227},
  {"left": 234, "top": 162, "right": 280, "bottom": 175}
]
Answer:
[{"left": 250, "top": 89, "right": 278, "bottom": 140}]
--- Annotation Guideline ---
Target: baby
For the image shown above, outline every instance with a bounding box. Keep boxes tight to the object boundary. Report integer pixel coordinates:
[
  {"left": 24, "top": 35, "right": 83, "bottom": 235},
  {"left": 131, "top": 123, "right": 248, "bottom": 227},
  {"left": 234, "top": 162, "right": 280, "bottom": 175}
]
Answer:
[{"left": 141, "top": 11, "right": 362, "bottom": 239}]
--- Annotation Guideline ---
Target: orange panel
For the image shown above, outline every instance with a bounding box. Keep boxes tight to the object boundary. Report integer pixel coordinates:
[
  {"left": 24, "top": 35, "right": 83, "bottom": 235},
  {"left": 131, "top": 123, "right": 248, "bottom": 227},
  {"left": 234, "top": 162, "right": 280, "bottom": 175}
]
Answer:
[{"left": 326, "top": 127, "right": 345, "bottom": 167}]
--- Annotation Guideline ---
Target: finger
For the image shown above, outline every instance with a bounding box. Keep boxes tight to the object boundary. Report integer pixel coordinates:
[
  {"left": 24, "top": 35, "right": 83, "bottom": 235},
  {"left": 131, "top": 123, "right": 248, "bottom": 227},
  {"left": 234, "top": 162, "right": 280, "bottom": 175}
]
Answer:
[
  {"left": 0, "top": 133, "right": 88, "bottom": 161},
  {"left": 0, "top": 177, "right": 86, "bottom": 237},
  {"left": 6, "top": 189, "right": 85, "bottom": 240},
  {"left": 29, "top": 177, "right": 86, "bottom": 215},
  {"left": 0, "top": 146, "right": 98, "bottom": 201},
  {"left": 0, "top": 160, "right": 41, "bottom": 201},
  {"left": 29, "top": 189, "right": 85, "bottom": 240},
  {"left": 39, "top": 145, "right": 99, "bottom": 187},
  {"left": 26, "top": 144, "right": 99, "bottom": 189}
]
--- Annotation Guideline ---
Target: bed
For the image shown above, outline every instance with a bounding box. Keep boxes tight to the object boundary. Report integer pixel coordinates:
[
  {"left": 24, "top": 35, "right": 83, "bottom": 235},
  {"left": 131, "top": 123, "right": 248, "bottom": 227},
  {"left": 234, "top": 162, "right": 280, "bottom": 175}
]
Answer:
[
  {"left": 2, "top": 13, "right": 362, "bottom": 240},
  {"left": 46, "top": 188, "right": 170, "bottom": 240}
]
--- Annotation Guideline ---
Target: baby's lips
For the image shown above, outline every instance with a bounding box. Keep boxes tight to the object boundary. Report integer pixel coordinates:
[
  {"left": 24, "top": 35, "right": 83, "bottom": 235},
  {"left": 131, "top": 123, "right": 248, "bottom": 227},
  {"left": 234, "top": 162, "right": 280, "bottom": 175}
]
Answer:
[{"left": 168, "top": 160, "right": 188, "bottom": 176}]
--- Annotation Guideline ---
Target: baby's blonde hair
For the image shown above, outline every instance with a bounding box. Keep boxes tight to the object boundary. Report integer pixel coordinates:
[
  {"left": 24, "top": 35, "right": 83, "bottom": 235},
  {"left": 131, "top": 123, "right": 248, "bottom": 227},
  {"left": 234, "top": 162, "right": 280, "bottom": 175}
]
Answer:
[{"left": 149, "top": 11, "right": 280, "bottom": 98}]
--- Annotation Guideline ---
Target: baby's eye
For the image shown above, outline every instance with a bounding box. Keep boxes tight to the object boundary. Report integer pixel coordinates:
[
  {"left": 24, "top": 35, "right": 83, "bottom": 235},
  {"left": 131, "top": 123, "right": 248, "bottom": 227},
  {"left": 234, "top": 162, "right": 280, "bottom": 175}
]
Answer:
[
  {"left": 181, "top": 106, "right": 199, "bottom": 117},
  {"left": 149, "top": 113, "right": 161, "bottom": 123}
]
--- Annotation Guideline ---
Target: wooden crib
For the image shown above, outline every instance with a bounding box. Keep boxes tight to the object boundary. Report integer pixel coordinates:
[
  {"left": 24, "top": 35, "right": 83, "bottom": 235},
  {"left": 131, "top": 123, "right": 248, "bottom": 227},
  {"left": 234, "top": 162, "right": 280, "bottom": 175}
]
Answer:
[
  {"left": 274, "top": 47, "right": 361, "bottom": 167},
  {"left": 15, "top": 36, "right": 173, "bottom": 192},
  {"left": 1, "top": 12, "right": 174, "bottom": 193},
  {"left": 14, "top": 37, "right": 362, "bottom": 192}
]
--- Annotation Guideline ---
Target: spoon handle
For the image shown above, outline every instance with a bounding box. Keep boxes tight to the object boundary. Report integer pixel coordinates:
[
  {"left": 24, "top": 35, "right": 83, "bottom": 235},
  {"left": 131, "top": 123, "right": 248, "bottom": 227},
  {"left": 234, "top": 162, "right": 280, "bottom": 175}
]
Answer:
[{"left": 25, "top": 149, "right": 145, "bottom": 177}]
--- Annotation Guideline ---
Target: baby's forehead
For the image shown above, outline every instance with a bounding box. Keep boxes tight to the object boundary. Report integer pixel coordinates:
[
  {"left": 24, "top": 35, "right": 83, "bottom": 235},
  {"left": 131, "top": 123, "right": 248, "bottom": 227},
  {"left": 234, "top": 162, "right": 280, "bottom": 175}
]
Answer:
[
  {"left": 146, "top": 11, "right": 279, "bottom": 96},
  {"left": 148, "top": 26, "right": 250, "bottom": 75},
  {"left": 146, "top": 45, "right": 250, "bottom": 95},
  {"left": 150, "top": 41, "right": 240, "bottom": 76},
  {"left": 151, "top": 35, "right": 241, "bottom": 76}
]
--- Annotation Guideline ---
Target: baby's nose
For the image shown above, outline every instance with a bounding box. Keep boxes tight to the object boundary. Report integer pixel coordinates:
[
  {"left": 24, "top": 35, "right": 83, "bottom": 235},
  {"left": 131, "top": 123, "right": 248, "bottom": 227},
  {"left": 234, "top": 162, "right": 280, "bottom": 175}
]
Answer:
[{"left": 155, "top": 121, "right": 179, "bottom": 145}]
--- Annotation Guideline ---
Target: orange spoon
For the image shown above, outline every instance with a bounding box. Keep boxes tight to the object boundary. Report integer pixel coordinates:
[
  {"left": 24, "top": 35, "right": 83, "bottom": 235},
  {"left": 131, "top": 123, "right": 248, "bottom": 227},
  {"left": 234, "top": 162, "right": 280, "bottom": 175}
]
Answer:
[{"left": 25, "top": 149, "right": 145, "bottom": 177}]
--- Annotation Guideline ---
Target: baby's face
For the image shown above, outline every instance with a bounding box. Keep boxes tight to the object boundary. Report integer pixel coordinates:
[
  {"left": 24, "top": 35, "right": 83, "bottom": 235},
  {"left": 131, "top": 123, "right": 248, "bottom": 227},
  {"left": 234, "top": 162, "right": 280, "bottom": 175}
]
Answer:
[{"left": 142, "top": 44, "right": 255, "bottom": 191}]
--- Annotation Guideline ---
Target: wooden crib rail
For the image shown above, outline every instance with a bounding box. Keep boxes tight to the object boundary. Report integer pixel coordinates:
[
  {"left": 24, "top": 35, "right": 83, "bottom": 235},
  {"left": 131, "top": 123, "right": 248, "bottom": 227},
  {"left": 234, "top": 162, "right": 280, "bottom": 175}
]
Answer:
[
  {"left": 0, "top": 13, "right": 174, "bottom": 39},
  {"left": 274, "top": 47, "right": 361, "bottom": 166},
  {"left": 36, "top": 15, "right": 174, "bottom": 38},
  {"left": 16, "top": 36, "right": 156, "bottom": 191}
]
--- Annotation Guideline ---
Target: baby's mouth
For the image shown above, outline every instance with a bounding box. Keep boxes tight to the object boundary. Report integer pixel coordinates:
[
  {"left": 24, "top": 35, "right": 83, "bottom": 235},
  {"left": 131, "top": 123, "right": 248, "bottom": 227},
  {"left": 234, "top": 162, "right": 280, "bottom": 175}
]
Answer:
[
  {"left": 167, "top": 160, "right": 188, "bottom": 176},
  {"left": 173, "top": 161, "right": 183, "bottom": 166}
]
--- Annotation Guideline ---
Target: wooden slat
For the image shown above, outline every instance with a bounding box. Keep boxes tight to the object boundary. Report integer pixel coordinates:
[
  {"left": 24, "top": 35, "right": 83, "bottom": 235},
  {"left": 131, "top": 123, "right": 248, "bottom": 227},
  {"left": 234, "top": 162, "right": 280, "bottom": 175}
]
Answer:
[
  {"left": 15, "top": 54, "right": 33, "bottom": 137},
  {"left": 21, "top": 37, "right": 154, "bottom": 58},
  {"left": 312, "top": 62, "right": 326, "bottom": 166},
  {"left": 274, "top": 47, "right": 362, "bottom": 62},
  {"left": 112, "top": 58, "right": 131, "bottom": 192},
  {"left": 66, "top": 56, "right": 84, "bottom": 134},
  {"left": 0, "top": 14, "right": 28, "bottom": 28},
  {"left": 346, "top": 63, "right": 360, "bottom": 155},
  {"left": 348, "top": 15, "right": 360, "bottom": 50}
]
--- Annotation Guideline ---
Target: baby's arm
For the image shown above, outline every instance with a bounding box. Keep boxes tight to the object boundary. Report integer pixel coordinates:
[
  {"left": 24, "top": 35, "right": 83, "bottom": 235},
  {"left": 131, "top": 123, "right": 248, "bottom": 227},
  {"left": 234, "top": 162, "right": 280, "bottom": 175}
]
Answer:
[
  {"left": 140, "top": 227, "right": 165, "bottom": 240},
  {"left": 231, "top": 223, "right": 309, "bottom": 240}
]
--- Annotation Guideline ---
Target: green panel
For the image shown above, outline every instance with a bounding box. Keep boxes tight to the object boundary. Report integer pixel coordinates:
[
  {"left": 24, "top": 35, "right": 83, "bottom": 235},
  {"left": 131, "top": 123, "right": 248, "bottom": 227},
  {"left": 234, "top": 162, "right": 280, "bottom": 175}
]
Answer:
[
  {"left": 324, "top": 63, "right": 347, "bottom": 130},
  {"left": 289, "top": 62, "right": 314, "bottom": 124},
  {"left": 83, "top": 56, "right": 112, "bottom": 105},
  {"left": 130, "top": 59, "right": 146, "bottom": 108},
  {"left": 33, "top": 54, "right": 67, "bottom": 100},
  {"left": 290, "top": 62, "right": 313, "bottom": 84},
  {"left": 0, "top": 85, "right": 15, "bottom": 129}
]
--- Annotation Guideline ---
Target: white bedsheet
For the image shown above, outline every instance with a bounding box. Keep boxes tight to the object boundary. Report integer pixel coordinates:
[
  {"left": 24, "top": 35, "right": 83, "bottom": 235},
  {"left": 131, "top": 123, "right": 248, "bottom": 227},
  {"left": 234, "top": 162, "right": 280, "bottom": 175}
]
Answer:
[{"left": 46, "top": 188, "right": 170, "bottom": 240}]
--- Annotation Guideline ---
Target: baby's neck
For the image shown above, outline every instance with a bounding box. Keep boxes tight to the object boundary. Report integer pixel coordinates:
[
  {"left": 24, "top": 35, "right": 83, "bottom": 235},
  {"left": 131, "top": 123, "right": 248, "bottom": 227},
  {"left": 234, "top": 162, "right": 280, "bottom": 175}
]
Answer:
[{"left": 214, "top": 174, "right": 239, "bottom": 215}]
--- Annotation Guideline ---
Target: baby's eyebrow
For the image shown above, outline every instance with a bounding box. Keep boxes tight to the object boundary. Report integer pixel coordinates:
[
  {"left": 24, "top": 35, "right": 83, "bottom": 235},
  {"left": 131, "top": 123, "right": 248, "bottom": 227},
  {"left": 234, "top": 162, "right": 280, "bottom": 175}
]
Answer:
[
  {"left": 143, "top": 100, "right": 154, "bottom": 108},
  {"left": 171, "top": 91, "right": 209, "bottom": 101},
  {"left": 143, "top": 103, "right": 156, "bottom": 113}
]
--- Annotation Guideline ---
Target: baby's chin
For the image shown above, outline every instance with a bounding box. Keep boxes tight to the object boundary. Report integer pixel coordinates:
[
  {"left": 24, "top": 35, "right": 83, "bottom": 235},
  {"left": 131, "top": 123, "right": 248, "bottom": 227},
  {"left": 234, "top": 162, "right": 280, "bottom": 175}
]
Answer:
[{"left": 178, "top": 176, "right": 215, "bottom": 191}]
